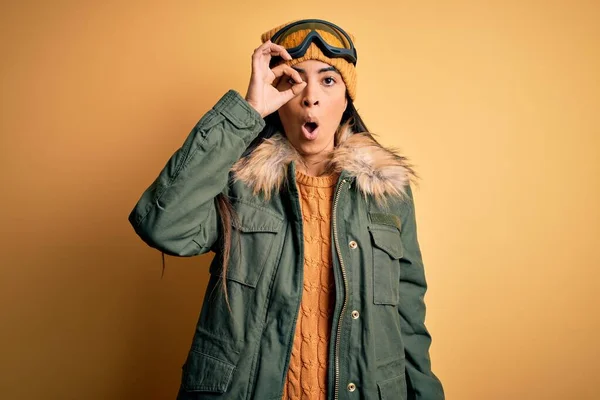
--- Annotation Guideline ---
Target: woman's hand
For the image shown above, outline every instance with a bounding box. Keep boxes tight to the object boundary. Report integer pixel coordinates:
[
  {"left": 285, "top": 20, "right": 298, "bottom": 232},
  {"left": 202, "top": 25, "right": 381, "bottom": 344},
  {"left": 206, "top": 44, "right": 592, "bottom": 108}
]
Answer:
[{"left": 245, "top": 40, "right": 307, "bottom": 118}]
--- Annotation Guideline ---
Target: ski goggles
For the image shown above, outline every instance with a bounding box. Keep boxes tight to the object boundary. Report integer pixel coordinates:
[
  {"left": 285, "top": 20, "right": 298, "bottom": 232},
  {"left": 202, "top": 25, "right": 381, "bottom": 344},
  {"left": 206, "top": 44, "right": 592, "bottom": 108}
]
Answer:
[{"left": 269, "top": 19, "right": 357, "bottom": 67}]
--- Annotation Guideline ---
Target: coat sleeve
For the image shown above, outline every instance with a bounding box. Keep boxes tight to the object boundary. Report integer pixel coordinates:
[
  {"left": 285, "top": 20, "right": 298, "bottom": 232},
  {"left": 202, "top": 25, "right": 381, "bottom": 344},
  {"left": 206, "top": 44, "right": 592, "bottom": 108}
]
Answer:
[
  {"left": 128, "top": 90, "right": 265, "bottom": 256},
  {"left": 398, "top": 184, "right": 445, "bottom": 399}
]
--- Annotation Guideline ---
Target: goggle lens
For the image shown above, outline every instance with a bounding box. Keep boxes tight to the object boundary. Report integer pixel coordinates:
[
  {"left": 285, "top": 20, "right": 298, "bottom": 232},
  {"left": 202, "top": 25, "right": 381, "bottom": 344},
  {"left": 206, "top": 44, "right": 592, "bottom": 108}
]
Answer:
[{"left": 272, "top": 21, "right": 352, "bottom": 50}]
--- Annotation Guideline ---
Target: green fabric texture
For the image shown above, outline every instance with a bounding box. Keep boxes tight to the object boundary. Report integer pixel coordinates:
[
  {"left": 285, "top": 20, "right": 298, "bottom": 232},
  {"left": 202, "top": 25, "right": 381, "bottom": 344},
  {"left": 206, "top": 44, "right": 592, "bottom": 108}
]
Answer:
[{"left": 129, "top": 90, "right": 444, "bottom": 400}]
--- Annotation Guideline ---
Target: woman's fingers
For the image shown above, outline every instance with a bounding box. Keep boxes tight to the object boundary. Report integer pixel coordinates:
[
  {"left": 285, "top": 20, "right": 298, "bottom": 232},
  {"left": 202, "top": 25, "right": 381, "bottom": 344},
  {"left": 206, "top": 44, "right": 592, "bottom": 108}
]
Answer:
[
  {"left": 253, "top": 41, "right": 291, "bottom": 69},
  {"left": 271, "top": 66, "right": 307, "bottom": 107},
  {"left": 275, "top": 83, "right": 306, "bottom": 111},
  {"left": 246, "top": 41, "right": 300, "bottom": 117},
  {"left": 262, "top": 41, "right": 292, "bottom": 60},
  {"left": 270, "top": 64, "right": 303, "bottom": 84}
]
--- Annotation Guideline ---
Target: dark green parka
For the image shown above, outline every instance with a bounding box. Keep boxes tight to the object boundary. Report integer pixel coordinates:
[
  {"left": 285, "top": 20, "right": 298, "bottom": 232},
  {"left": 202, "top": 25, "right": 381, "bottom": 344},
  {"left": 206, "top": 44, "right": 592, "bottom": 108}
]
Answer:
[{"left": 129, "top": 90, "right": 444, "bottom": 399}]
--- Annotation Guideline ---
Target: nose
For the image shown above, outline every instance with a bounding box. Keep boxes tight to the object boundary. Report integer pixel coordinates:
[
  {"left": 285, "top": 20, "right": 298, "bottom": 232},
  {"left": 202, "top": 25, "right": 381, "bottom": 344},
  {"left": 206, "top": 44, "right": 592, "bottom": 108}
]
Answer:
[
  {"left": 303, "top": 97, "right": 319, "bottom": 107},
  {"left": 301, "top": 82, "right": 319, "bottom": 107}
]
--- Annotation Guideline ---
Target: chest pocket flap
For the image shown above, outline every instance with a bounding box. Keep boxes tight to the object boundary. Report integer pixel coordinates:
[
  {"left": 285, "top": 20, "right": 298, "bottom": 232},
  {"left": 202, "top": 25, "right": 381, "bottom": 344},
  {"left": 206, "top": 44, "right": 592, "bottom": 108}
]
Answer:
[
  {"left": 369, "top": 228, "right": 404, "bottom": 259},
  {"left": 231, "top": 201, "right": 283, "bottom": 233},
  {"left": 211, "top": 200, "right": 284, "bottom": 288},
  {"left": 368, "top": 212, "right": 404, "bottom": 259},
  {"left": 369, "top": 212, "right": 404, "bottom": 306}
]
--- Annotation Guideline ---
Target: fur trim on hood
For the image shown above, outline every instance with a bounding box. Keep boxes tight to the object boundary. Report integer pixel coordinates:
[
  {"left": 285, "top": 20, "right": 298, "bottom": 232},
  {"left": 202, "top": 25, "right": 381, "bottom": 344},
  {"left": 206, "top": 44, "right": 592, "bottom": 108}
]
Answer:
[{"left": 231, "top": 122, "right": 415, "bottom": 204}]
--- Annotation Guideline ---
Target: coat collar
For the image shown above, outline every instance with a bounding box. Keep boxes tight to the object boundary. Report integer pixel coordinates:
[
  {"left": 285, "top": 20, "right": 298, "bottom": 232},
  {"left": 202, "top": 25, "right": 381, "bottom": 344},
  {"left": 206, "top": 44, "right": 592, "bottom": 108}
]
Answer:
[{"left": 231, "top": 122, "right": 414, "bottom": 203}]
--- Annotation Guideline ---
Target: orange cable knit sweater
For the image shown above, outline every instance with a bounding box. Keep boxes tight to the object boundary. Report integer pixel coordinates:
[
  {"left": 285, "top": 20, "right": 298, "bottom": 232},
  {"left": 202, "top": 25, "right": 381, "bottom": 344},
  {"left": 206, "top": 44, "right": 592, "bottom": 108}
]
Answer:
[{"left": 282, "top": 170, "right": 339, "bottom": 400}]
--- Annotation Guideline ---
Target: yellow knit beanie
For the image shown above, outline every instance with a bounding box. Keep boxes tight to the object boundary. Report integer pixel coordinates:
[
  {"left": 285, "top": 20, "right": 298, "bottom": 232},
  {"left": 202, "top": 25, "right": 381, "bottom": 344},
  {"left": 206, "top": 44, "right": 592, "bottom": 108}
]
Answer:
[{"left": 261, "top": 20, "right": 357, "bottom": 100}]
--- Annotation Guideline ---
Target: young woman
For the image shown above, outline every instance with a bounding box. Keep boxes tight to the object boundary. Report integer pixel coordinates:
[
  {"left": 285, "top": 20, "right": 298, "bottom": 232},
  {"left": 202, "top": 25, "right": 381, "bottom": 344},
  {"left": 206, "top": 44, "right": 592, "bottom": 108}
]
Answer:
[{"left": 129, "top": 19, "right": 444, "bottom": 400}]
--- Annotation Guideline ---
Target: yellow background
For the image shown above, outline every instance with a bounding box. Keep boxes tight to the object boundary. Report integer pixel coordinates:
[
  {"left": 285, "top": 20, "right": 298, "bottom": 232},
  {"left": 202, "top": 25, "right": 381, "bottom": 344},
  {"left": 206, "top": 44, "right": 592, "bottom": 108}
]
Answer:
[{"left": 1, "top": 1, "right": 599, "bottom": 399}]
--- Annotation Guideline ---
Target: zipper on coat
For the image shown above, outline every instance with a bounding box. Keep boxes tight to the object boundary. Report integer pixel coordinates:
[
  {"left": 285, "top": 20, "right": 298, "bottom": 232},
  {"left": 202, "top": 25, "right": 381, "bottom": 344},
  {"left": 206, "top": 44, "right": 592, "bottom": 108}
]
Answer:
[
  {"left": 279, "top": 175, "right": 305, "bottom": 399},
  {"left": 332, "top": 178, "right": 349, "bottom": 400}
]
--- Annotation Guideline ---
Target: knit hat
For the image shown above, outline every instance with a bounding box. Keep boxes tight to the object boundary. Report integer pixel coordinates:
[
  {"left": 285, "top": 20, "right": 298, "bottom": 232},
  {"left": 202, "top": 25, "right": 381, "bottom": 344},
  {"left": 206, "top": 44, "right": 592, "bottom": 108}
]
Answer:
[{"left": 261, "top": 19, "right": 358, "bottom": 100}]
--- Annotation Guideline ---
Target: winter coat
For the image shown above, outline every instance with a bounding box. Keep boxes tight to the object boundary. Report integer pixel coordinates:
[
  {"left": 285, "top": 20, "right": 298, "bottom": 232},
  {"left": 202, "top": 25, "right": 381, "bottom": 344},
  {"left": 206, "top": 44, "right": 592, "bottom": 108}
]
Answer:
[{"left": 128, "top": 90, "right": 445, "bottom": 400}]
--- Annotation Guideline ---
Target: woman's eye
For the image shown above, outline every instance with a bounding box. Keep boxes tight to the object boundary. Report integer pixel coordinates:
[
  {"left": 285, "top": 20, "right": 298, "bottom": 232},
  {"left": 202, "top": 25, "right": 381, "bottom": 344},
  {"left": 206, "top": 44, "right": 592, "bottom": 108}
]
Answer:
[{"left": 323, "top": 77, "right": 336, "bottom": 86}]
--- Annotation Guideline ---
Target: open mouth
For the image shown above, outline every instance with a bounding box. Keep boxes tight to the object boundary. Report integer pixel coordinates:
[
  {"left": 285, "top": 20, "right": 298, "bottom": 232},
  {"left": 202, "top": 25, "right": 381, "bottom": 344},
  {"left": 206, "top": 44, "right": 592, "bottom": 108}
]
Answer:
[
  {"left": 301, "top": 121, "right": 320, "bottom": 140},
  {"left": 304, "top": 122, "right": 318, "bottom": 133}
]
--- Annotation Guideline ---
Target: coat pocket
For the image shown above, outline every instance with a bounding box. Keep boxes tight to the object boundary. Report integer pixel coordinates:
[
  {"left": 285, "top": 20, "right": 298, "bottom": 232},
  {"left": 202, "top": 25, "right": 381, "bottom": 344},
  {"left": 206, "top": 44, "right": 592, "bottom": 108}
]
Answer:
[
  {"left": 182, "top": 350, "right": 235, "bottom": 393},
  {"left": 210, "top": 200, "right": 284, "bottom": 288},
  {"left": 377, "top": 374, "right": 408, "bottom": 400},
  {"left": 369, "top": 223, "right": 404, "bottom": 306}
]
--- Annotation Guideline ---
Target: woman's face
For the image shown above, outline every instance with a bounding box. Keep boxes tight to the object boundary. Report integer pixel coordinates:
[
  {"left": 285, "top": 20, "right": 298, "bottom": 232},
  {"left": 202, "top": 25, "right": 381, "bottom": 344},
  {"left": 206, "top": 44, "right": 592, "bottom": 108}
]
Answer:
[{"left": 276, "top": 60, "right": 347, "bottom": 157}]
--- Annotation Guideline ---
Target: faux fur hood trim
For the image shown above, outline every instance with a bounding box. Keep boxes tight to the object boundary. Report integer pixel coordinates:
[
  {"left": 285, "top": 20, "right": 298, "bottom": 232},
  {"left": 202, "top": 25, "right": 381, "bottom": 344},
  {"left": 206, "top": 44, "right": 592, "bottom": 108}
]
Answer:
[{"left": 231, "top": 122, "right": 415, "bottom": 203}]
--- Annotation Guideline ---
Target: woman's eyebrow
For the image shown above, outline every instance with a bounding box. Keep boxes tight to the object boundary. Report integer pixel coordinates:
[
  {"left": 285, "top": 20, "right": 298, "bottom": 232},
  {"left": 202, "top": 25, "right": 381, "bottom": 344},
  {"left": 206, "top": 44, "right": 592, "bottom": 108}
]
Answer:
[
  {"left": 319, "top": 66, "right": 340, "bottom": 74},
  {"left": 292, "top": 66, "right": 341, "bottom": 75}
]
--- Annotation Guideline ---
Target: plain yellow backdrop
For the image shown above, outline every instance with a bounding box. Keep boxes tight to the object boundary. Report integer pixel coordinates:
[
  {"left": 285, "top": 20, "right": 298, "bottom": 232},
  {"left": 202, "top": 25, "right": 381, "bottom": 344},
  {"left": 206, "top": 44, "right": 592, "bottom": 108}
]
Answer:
[{"left": 1, "top": 1, "right": 599, "bottom": 399}]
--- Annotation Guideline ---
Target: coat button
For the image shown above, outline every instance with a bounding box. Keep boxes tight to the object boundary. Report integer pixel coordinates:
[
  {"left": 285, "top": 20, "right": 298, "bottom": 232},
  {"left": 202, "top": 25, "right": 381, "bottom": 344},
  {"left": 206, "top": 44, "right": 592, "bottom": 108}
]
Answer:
[
  {"left": 347, "top": 382, "right": 356, "bottom": 392},
  {"left": 349, "top": 241, "right": 358, "bottom": 249},
  {"left": 351, "top": 310, "right": 360, "bottom": 319}
]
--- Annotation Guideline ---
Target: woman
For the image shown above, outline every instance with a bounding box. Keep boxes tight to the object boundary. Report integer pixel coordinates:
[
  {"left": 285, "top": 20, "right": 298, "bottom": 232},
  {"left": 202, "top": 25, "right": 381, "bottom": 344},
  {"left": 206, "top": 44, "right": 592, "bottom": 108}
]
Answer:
[{"left": 129, "top": 19, "right": 445, "bottom": 400}]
